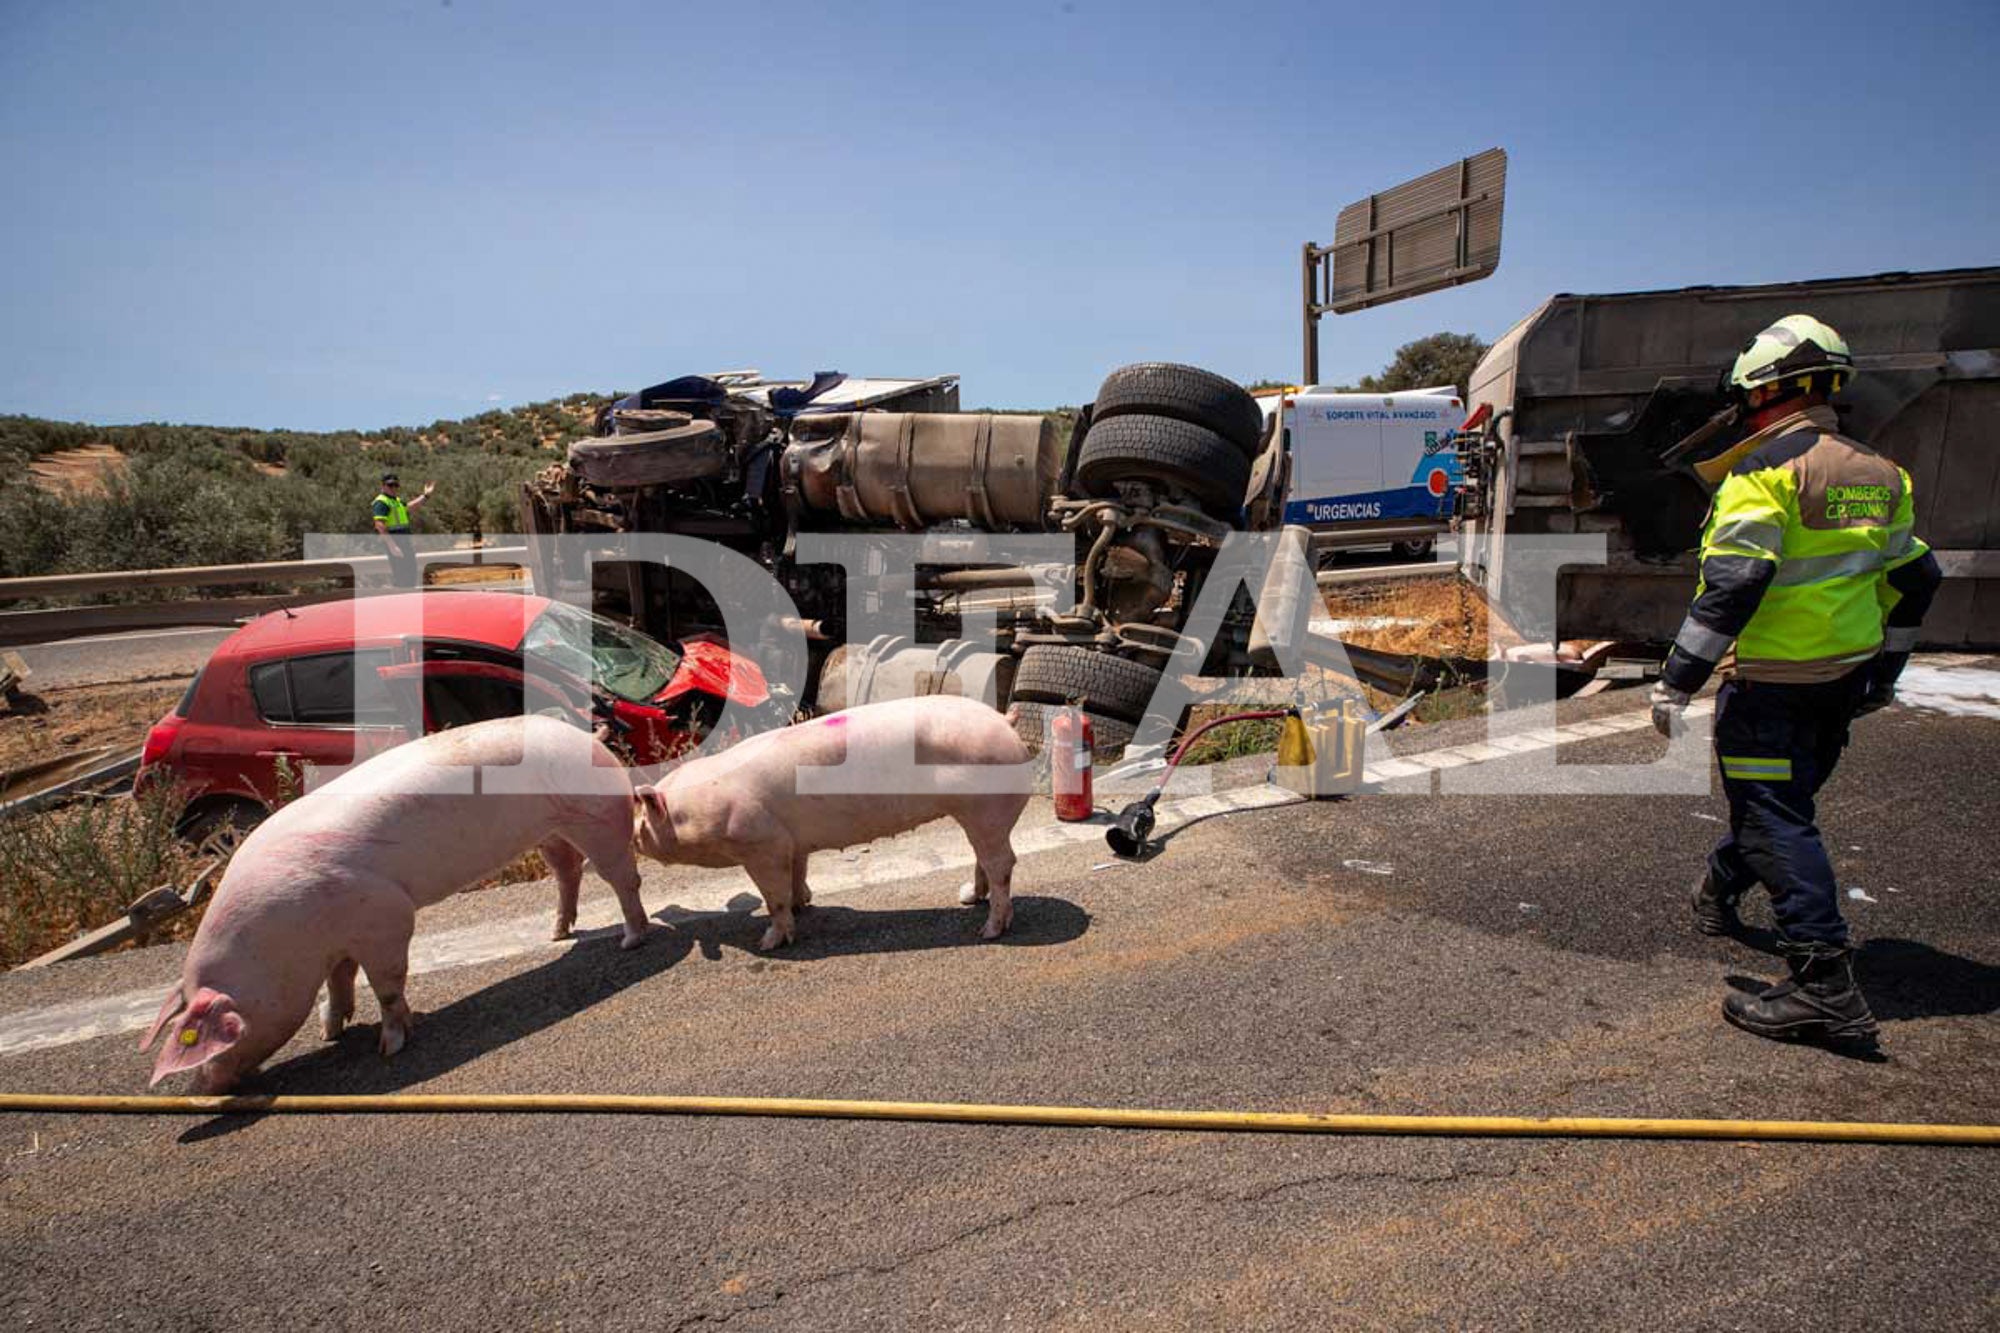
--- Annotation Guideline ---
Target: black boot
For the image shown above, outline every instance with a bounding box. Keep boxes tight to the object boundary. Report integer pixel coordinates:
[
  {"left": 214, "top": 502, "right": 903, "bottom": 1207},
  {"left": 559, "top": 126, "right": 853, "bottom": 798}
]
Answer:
[
  {"left": 1723, "top": 943, "right": 1878, "bottom": 1043},
  {"left": 1691, "top": 870, "right": 1742, "bottom": 937}
]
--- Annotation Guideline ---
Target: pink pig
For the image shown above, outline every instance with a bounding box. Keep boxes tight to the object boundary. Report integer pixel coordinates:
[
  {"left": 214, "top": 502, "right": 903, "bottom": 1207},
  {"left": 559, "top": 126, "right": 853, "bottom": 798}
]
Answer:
[
  {"left": 633, "top": 695, "right": 1031, "bottom": 949},
  {"left": 142, "top": 715, "right": 650, "bottom": 1092}
]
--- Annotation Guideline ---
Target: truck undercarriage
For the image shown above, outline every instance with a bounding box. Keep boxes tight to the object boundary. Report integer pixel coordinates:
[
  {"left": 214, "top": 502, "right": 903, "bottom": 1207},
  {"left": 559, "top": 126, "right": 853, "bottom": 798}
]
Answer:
[{"left": 520, "top": 364, "right": 1293, "bottom": 754}]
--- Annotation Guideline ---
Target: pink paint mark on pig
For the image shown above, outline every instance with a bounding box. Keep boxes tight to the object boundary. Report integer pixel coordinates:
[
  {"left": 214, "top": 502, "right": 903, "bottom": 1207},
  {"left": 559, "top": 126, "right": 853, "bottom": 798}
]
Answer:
[{"left": 634, "top": 696, "right": 1029, "bottom": 948}]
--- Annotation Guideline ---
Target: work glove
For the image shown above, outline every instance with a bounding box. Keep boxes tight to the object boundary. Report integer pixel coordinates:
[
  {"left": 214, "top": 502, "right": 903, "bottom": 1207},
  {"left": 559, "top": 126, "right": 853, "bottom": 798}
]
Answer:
[{"left": 1649, "top": 681, "right": 1692, "bottom": 738}]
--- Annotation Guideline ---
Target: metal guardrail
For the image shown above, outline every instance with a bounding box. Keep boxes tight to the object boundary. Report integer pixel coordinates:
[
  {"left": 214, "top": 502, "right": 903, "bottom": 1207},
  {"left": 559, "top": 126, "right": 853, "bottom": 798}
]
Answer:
[
  {"left": 0, "top": 747, "right": 142, "bottom": 824},
  {"left": 0, "top": 546, "right": 528, "bottom": 603},
  {"left": 0, "top": 548, "right": 529, "bottom": 649}
]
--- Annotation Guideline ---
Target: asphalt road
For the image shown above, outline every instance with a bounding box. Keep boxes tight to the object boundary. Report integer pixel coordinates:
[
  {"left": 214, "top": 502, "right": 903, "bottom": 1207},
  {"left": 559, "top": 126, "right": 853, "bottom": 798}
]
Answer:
[
  {"left": 13, "top": 627, "right": 228, "bottom": 691},
  {"left": 3, "top": 665, "right": 1997, "bottom": 1331}
]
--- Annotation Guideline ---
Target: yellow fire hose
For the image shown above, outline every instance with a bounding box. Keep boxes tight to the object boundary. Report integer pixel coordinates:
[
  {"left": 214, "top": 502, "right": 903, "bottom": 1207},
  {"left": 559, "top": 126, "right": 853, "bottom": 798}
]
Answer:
[{"left": 2, "top": 1093, "right": 1995, "bottom": 1146}]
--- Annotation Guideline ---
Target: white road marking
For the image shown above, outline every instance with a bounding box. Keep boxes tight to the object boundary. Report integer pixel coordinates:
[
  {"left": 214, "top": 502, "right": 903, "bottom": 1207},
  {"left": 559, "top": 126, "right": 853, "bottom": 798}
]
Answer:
[{"left": 0, "top": 696, "right": 1705, "bottom": 1061}]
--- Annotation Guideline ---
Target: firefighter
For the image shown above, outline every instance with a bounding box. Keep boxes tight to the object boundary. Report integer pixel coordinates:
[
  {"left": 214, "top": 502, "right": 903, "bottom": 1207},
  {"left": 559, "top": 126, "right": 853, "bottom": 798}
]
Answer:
[{"left": 1649, "top": 314, "right": 1942, "bottom": 1043}]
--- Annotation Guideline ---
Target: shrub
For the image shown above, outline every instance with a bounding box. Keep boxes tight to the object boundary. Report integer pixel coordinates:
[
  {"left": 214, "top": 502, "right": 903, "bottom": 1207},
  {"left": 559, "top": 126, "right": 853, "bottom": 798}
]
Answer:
[{"left": 0, "top": 785, "right": 204, "bottom": 967}]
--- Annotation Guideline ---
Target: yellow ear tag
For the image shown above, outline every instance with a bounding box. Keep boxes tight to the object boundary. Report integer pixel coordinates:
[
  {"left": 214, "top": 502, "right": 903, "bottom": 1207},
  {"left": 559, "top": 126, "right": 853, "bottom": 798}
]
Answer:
[{"left": 180, "top": 1027, "right": 199, "bottom": 1046}]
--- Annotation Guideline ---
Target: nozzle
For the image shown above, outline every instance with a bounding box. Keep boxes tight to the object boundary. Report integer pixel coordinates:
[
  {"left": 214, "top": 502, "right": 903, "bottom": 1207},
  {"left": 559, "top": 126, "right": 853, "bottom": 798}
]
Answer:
[{"left": 1105, "top": 795, "right": 1159, "bottom": 859}]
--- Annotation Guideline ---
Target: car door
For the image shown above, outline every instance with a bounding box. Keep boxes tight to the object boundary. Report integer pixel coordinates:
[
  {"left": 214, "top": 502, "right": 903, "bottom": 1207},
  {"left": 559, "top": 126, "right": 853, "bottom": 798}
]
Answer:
[
  {"left": 244, "top": 648, "right": 411, "bottom": 800},
  {"left": 374, "top": 659, "right": 595, "bottom": 738}
]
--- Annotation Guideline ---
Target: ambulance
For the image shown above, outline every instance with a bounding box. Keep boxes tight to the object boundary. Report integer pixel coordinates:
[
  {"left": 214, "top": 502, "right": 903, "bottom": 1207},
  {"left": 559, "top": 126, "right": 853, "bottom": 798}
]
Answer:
[{"left": 1269, "top": 385, "right": 1466, "bottom": 558}]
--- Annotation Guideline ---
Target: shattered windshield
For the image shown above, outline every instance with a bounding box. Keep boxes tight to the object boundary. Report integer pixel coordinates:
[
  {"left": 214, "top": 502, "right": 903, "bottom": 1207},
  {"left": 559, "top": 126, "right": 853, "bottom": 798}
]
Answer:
[{"left": 521, "top": 602, "right": 681, "bottom": 703}]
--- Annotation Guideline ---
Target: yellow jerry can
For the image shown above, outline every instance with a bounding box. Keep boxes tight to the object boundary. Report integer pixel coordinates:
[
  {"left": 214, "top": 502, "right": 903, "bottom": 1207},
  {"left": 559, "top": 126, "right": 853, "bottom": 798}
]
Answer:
[{"left": 1273, "top": 699, "right": 1368, "bottom": 798}]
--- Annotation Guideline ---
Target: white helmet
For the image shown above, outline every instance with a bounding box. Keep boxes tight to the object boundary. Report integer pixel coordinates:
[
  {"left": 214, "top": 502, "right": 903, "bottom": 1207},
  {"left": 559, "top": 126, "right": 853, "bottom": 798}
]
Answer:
[{"left": 1727, "top": 314, "right": 1853, "bottom": 397}]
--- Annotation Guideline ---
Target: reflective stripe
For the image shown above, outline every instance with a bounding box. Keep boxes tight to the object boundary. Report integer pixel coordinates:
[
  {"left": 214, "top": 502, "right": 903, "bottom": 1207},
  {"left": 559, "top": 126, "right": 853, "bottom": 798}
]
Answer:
[
  {"left": 1771, "top": 548, "right": 1885, "bottom": 587},
  {"left": 1674, "top": 618, "right": 1734, "bottom": 662},
  {"left": 1884, "top": 523, "right": 1914, "bottom": 559},
  {"left": 1720, "top": 755, "right": 1794, "bottom": 782},
  {"left": 1733, "top": 649, "right": 1879, "bottom": 683},
  {"left": 1884, "top": 626, "right": 1919, "bottom": 652},
  {"left": 1706, "top": 517, "right": 1784, "bottom": 558}
]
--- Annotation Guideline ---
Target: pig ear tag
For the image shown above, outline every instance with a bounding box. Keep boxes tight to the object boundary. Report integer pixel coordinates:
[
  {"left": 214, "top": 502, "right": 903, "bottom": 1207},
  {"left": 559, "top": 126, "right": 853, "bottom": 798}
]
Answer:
[{"left": 180, "top": 1027, "right": 200, "bottom": 1046}]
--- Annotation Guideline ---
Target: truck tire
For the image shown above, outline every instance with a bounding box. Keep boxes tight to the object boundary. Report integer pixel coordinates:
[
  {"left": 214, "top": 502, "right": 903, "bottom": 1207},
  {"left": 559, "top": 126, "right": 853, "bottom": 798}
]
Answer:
[
  {"left": 1009, "top": 645, "right": 1164, "bottom": 725},
  {"left": 1073, "top": 415, "right": 1252, "bottom": 518},
  {"left": 567, "top": 420, "right": 729, "bottom": 489},
  {"left": 1011, "top": 700, "right": 1136, "bottom": 763},
  {"left": 1091, "top": 363, "right": 1264, "bottom": 457}
]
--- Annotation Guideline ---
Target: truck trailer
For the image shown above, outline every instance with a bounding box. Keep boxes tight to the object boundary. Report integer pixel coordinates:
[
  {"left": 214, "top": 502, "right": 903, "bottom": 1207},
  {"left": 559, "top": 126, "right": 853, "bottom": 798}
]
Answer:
[{"left": 1453, "top": 266, "right": 2000, "bottom": 650}]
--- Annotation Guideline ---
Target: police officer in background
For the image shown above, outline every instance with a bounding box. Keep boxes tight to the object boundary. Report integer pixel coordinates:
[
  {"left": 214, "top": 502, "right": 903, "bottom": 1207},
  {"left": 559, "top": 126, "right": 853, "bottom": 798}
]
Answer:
[
  {"left": 371, "top": 472, "right": 436, "bottom": 589},
  {"left": 1649, "top": 315, "right": 1942, "bottom": 1044}
]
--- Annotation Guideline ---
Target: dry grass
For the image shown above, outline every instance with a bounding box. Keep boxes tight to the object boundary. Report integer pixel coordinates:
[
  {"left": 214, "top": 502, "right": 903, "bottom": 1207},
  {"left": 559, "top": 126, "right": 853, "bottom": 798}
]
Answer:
[
  {"left": 0, "top": 788, "right": 553, "bottom": 969},
  {"left": 1179, "top": 713, "right": 1286, "bottom": 766},
  {"left": 1, "top": 681, "right": 206, "bottom": 965},
  {"left": 0, "top": 785, "right": 205, "bottom": 967},
  {"left": 0, "top": 681, "right": 182, "bottom": 776}
]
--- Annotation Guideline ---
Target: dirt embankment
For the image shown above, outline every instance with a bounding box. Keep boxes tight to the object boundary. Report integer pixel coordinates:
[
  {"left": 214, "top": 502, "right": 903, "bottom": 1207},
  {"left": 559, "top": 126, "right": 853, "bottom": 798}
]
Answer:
[
  {"left": 0, "top": 681, "right": 182, "bottom": 776},
  {"left": 27, "top": 444, "right": 127, "bottom": 495}
]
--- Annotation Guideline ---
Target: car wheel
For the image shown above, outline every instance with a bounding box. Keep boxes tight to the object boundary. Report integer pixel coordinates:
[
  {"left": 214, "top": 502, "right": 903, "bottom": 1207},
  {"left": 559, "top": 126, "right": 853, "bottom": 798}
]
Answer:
[
  {"left": 178, "top": 799, "right": 267, "bottom": 863},
  {"left": 1090, "top": 363, "right": 1264, "bottom": 457},
  {"left": 1073, "top": 415, "right": 1253, "bottom": 519},
  {"left": 1391, "top": 538, "right": 1436, "bottom": 561}
]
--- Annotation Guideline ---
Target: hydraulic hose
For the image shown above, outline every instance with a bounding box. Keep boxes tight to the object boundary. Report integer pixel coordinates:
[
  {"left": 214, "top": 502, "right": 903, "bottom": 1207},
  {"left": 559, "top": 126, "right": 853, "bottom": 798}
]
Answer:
[
  {"left": 1106, "top": 707, "right": 1294, "bottom": 857},
  {"left": 1, "top": 1093, "right": 1994, "bottom": 1147}
]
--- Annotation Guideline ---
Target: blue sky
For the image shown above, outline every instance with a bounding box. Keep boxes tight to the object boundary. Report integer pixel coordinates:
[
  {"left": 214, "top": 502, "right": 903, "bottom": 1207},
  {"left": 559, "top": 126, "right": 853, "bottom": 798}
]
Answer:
[{"left": 2, "top": 0, "right": 1994, "bottom": 430}]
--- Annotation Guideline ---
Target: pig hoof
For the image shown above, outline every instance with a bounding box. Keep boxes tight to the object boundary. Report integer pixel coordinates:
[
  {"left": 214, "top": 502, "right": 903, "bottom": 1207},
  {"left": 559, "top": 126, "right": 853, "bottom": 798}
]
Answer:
[
  {"left": 980, "top": 911, "right": 1013, "bottom": 941},
  {"left": 958, "top": 880, "right": 984, "bottom": 906},
  {"left": 758, "top": 924, "right": 791, "bottom": 951},
  {"left": 619, "top": 924, "right": 649, "bottom": 951},
  {"left": 552, "top": 920, "right": 574, "bottom": 942},
  {"left": 379, "top": 1024, "right": 407, "bottom": 1059},
  {"left": 322, "top": 1011, "right": 346, "bottom": 1042}
]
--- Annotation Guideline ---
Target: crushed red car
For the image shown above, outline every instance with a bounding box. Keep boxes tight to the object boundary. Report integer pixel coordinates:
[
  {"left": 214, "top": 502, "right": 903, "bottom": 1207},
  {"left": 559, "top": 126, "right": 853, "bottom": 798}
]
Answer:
[{"left": 136, "top": 591, "right": 769, "bottom": 842}]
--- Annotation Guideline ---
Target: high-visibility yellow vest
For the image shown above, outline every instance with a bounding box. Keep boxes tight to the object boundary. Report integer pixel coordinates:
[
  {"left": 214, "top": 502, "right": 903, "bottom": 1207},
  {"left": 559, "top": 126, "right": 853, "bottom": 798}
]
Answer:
[
  {"left": 1691, "top": 405, "right": 1927, "bottom": 682},
  {"left": 374, "top": 493, "right": 411, "bottom": 531}
]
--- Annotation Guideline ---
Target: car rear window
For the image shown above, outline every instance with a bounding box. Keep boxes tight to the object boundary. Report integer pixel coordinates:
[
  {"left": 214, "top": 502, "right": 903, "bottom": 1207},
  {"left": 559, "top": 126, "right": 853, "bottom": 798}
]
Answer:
[{"left": 249, "top": 651, "right": 400, "bottom": 726}]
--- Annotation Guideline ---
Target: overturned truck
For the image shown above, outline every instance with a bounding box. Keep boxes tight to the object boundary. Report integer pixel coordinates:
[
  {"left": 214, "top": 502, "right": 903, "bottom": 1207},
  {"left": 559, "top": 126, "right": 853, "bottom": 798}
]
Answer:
[
  {"left": 520, "top": 365, "right": 1291, "bottom": 754},
  {"left": 1456, "top": 266, "right": 2000, "bottom": 650}
]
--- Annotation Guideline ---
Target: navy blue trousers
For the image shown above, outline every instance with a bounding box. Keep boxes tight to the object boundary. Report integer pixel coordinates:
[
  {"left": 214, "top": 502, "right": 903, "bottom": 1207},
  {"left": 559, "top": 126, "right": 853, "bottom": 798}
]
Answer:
[{"left": 1706, "top": 665, "right": 1872, "bottom": 948}]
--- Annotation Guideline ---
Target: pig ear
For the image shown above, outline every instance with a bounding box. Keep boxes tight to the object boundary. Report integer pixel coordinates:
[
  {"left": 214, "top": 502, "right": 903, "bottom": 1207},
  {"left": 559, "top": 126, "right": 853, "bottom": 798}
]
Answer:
[
  {"left": 148, "top": 992, "right": 245, "bottom": 1087},
  {"left": 633, "top": 785, "right": 666, "bottom": 813},
  {"left": 140, "top": 986, "right": 187, "bottom": 1052}
]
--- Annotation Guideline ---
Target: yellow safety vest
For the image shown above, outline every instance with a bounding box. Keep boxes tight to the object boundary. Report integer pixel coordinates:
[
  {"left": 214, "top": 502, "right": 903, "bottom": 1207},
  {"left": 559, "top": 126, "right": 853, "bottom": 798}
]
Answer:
[
  {"left": 1688, "top": 406, "right": 1927, "bottom": 682},
  {"left": 374, "top": 493, "right": 411, "bottom": 531}
]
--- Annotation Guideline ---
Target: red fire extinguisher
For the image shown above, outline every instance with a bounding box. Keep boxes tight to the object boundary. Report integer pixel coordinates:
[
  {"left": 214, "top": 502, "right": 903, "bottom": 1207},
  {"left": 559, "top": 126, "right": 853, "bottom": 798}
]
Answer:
[{"left": 1051, "top": 702, "right": 1094, "bottom": 822}]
